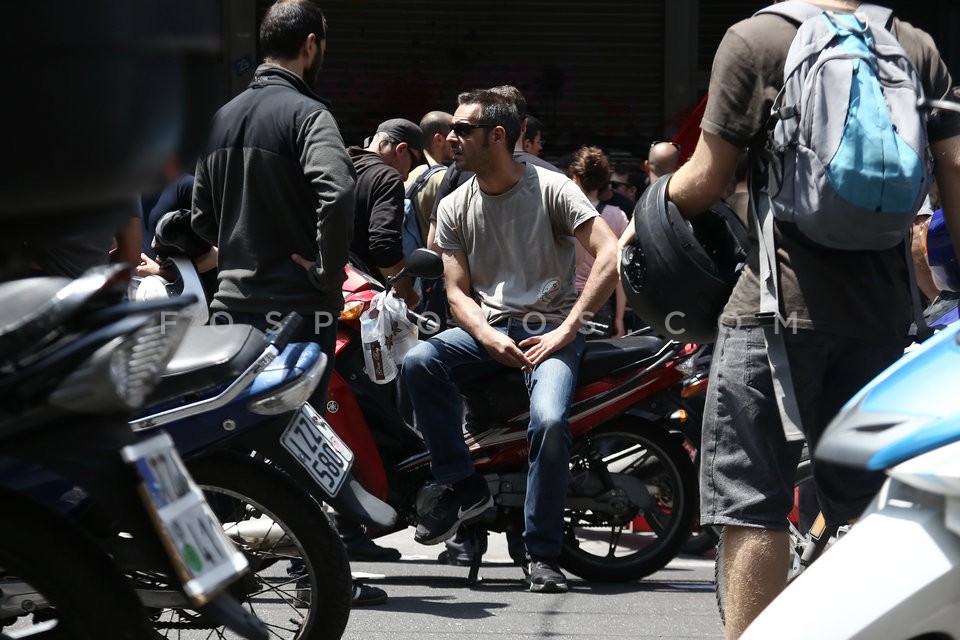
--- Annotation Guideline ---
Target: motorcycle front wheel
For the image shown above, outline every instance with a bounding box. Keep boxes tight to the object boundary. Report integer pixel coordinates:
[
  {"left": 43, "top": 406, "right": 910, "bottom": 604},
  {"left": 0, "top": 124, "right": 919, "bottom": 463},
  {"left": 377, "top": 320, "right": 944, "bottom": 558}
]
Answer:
[
  {"left": 0, "top": 487, "right": 152, "bottom": 640},
  {"left": 148, "top": 454, "right": 352, "bottom": 640},
  {"left": 560, "top": 420, "right": 698, "bottom": 581}
]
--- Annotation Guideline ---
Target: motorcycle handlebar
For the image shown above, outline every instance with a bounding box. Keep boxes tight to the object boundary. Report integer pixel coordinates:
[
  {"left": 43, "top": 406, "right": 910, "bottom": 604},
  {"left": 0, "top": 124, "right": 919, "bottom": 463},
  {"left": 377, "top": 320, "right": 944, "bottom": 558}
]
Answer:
[
  {"left": 406, "top": 308, "right": 440, "bottom": 334},
  {"left": 267, "top": 312, "right": 303, "bottom": 351}
]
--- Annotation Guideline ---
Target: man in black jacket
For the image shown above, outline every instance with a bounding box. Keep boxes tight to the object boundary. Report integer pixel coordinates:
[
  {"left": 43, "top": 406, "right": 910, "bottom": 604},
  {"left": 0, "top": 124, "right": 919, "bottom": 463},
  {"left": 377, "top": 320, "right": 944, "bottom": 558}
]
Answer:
[
  {"left": 191, "top": 0, "right": 387, "bottom": 607},
  {"left": 192, "top": 0, "right": 354, "bottom": 395},
  {"left": 347, "top": 118, "right": 423, "bottom": 308}
]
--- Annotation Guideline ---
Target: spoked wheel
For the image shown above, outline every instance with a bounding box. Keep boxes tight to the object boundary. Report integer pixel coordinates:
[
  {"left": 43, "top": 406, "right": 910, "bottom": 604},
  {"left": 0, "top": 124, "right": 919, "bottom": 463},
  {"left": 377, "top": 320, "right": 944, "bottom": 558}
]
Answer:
[
  {"left": 148, "top": 455, "right": 351, "bottom": 640},
  {"left": 559, "top": 421, "right": 698, "bottom": 581},
  {"left": 715, "top": 457, "right": 815, "bottom": 624},
  {"left": 0, "top": 488, "right": 152, "bottom": 640}
]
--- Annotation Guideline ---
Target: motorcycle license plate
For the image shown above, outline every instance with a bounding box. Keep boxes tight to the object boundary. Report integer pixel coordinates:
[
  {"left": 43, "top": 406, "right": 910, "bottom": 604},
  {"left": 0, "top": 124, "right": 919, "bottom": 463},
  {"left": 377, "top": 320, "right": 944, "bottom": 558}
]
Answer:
[
  {"left": 121, "top": 433, "right": 248, "bottom": 606},
  {"left": 280, "top": 403, "right": 354, "bottom": 497}
]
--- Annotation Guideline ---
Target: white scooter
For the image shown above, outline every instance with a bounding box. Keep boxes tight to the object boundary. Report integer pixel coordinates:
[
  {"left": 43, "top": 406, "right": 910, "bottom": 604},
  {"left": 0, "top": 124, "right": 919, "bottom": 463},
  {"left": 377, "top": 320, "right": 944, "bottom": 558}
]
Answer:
[{"left": 742, "top": 321, "right": 960, "bottom": 639}]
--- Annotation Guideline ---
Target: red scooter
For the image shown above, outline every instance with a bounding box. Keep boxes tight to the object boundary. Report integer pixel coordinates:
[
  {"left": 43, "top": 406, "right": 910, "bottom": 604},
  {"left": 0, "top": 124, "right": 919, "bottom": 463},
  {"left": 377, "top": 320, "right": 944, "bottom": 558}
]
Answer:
[{"left": 324, "top": 250, "right": 699, "bottom": 583}]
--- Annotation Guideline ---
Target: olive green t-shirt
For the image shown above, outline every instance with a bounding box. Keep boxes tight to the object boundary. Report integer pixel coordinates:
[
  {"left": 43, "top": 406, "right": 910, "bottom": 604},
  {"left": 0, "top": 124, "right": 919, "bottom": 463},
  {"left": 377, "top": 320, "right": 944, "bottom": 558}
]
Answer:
[
  {"left": 703, "top": 7, "right": 959, "bottom": 341},
  {"left": 435, "top": 163, "right": 598, "bottom": 325}
]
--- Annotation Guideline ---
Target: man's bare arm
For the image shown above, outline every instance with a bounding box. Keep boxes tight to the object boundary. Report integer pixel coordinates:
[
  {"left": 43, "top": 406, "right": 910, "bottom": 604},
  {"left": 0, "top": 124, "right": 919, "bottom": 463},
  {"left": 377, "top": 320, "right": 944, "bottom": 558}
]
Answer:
[{"left": 667, "top": 130, "right": 743, "bottom": 218}]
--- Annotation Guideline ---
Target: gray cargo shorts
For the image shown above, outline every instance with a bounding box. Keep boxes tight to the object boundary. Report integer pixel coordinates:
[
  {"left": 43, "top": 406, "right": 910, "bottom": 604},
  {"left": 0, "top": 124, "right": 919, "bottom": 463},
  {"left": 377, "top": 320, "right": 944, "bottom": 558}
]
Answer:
[{"left": 699, "top": 323, "right": 904, "bottom": 529}]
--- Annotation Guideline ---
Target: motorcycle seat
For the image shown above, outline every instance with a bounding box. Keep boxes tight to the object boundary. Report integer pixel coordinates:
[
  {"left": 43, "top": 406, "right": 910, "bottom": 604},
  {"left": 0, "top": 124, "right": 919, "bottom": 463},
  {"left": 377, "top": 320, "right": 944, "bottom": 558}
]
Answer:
[
  {"left": 577, "top": 335, "right": 670, "bottom": 386},
  {"left": 146, "top": 324, "right": 270, "bottom": 405},
  {"left": 460, "top": 335, "right": 671, "bottom": 424}
]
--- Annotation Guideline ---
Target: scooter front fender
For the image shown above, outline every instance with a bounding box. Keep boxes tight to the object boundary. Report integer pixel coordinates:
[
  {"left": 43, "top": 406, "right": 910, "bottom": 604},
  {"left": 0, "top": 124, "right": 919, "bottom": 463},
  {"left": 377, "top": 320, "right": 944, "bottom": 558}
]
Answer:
[{"left": 742, "top": 492, "right": 960, "bottom": 640}]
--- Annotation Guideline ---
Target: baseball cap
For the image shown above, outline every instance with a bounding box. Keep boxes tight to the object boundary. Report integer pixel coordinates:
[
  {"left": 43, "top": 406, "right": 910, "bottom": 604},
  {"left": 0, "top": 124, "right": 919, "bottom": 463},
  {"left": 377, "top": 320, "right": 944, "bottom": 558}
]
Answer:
[{"left": 375, "top": 118, "right": 423, "bottom": 152}]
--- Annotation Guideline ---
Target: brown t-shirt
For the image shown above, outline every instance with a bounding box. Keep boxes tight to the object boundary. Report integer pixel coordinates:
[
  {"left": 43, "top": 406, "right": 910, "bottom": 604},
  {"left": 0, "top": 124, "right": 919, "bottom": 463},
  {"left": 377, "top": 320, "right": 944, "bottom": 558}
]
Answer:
[{"left": 703, "top": 7, "right": 959, "bottom": 342}]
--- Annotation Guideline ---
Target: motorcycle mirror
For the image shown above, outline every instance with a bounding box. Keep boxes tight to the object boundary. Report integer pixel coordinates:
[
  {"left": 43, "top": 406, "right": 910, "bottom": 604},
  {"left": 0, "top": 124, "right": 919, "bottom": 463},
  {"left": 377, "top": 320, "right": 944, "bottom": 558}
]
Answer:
[{"left": 400, "top": 248, "right": 444, "bottom": 280}]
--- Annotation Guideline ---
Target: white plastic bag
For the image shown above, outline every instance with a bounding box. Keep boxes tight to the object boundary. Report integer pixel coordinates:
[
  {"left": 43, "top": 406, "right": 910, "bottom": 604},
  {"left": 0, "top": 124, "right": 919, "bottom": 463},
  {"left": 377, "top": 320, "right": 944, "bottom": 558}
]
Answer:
[
  {"left": 381, "top": 291, "right": 419, "bottom": 364},
  {"left": 359, "top": 295, "right": 397, "bottom": 384}
]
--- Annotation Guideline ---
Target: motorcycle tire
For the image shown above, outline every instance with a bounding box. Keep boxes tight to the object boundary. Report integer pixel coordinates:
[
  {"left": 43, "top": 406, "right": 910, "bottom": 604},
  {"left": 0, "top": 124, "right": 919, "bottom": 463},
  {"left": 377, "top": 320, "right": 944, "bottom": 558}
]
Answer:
[
  {"left": 714, "top": 457, "right": 814, "bottom": 625},
  {"left": 149, "top": 454, "right": 352, "bottom": 640},
  {"left": 0, "top": 488, "right": 152, "bottom": 640},
  {"left": 682, "top": 522, "right": 720, "bottom": 555},
  {"left": 559, "top": 420, "right": 698, "bottom": 582}
]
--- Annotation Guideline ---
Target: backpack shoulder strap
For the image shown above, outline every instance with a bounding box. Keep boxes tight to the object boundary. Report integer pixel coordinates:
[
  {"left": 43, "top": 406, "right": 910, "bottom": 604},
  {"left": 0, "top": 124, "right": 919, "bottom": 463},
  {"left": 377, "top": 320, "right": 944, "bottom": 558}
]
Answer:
[
  {"left": 405, "top": 164, "right": 446, "bottom": 199},
  {"left": 755, "top": 1, "right": 823, "bottom": 25},
  {"left": 857, "top": 3, "right": 894, "bottom": 29}
]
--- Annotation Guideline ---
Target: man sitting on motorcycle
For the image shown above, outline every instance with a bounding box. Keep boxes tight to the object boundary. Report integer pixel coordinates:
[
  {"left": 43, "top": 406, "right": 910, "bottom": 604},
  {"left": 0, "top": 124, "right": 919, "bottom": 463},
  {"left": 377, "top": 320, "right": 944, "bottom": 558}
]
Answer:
[{"left": 402, "top": 87, "right": 619, "bottom": 593}]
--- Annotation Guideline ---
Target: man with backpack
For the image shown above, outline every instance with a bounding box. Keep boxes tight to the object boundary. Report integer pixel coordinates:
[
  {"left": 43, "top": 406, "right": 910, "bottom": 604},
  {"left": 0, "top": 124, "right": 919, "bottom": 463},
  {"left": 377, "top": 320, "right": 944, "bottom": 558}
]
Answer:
[
  {"left": 403, "top": 111, "right": 454, "bottom": 255},
  {"left": 622, "top": 1, "right": 960, "bottom": 637}
]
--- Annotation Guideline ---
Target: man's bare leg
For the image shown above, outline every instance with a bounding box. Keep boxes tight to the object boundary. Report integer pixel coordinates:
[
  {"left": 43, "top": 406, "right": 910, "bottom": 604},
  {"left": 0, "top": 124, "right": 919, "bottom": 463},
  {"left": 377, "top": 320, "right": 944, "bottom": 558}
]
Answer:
[{"left": 721, "top": 525, "right": 790, "bottom": 639}]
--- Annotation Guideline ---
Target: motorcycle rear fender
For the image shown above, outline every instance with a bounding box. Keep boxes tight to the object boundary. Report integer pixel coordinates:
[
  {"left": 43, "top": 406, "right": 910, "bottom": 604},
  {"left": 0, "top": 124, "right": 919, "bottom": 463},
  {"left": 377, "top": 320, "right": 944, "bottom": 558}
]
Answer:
[{"left": 742, "top": 483, "right": 960, "bottom": 640}]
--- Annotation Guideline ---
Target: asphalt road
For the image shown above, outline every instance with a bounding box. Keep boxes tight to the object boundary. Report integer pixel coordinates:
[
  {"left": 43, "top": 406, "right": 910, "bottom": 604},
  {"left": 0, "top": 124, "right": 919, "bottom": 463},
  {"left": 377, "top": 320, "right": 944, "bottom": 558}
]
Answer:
[{"left": 339, "top": 530, "right": 725, "bottom": 640}]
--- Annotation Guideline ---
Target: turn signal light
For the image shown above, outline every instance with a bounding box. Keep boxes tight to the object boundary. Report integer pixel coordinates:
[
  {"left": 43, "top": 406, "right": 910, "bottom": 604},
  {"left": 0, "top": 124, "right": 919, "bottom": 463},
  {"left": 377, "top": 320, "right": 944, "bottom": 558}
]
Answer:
[
  {"left": 339, "top": 300, "right": 365, "bottom": 321},
  {"left": 681, "top": 378, "right": 708, "bottom": 399}
]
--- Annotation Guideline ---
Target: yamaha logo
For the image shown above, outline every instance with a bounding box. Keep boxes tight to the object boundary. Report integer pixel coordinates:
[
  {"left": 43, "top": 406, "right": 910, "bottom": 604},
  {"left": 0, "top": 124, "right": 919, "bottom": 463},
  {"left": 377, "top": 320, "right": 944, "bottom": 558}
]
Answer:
[{"left": 326, "top": 401, "right": 340, "bottom": 414}]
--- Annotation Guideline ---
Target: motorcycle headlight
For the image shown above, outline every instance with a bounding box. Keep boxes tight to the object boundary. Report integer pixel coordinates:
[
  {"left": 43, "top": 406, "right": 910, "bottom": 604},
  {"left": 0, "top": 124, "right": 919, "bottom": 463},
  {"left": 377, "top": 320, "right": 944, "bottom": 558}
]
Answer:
[{"left": 50, "top": 312, "right": 189, "bottom": 412}]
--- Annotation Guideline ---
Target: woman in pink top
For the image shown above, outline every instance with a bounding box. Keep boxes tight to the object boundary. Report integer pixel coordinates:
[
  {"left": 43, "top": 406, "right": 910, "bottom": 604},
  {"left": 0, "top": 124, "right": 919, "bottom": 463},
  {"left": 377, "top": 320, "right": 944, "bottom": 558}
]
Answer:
[{"left": 567, "top": 146, "right": 629, "bottom": 338}]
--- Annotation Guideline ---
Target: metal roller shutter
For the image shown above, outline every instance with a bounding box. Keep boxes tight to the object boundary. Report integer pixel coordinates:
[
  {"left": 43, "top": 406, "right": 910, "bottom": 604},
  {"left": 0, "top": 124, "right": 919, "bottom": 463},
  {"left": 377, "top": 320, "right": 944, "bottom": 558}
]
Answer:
[{"left": 257, "top": 0, "right": 666, "bottom": 158}]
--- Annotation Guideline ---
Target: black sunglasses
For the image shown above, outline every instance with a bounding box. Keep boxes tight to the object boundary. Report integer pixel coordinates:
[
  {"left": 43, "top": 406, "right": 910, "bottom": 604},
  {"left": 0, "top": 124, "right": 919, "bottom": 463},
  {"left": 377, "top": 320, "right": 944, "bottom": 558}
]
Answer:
[
  {"left": 450, "top": 121, "right": 497, "bottom": 137},
  {"left": 610, "top": 180, "right": 630, "bottom": 189},
  {"left": 406, "top": 146, "right": 422, "bottom": 167}
]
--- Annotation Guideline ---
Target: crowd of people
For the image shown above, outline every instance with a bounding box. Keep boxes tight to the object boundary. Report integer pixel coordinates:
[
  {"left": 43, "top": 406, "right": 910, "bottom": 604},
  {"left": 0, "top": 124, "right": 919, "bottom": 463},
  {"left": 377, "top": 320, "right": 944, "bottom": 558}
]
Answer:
[{"left": 16, "top": 0, "right": 960, "bottom": 636}]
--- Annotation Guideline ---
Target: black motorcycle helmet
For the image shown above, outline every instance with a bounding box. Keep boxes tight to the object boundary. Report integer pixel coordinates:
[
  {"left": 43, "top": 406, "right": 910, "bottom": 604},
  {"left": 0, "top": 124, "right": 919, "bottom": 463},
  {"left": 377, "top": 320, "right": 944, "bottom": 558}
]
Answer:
[{"left": 620, "top": 174, "right": 749, "bottom": 343}]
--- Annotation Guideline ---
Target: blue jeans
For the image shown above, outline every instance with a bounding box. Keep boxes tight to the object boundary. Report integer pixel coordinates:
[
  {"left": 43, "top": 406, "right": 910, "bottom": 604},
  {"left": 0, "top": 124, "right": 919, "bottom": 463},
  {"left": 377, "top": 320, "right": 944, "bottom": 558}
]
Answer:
[{"left": 403, "top": 319, "right": 585, "bottom": 560}]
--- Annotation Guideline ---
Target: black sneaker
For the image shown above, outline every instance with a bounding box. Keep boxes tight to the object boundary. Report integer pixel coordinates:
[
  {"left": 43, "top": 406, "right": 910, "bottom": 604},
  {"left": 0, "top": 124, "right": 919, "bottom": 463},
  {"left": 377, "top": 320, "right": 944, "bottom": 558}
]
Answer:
[
  {"left": 524, "top": 557, "right": 568, "bottom": 593},
  {"left": 343, "top": 534, "right": 402, "bottom": 562},
  {"left": 352, "top": 583, "right": 388, "bottom": 607},
  {"left": 414, "top": 475, "right": 493, "bottom": 545}
]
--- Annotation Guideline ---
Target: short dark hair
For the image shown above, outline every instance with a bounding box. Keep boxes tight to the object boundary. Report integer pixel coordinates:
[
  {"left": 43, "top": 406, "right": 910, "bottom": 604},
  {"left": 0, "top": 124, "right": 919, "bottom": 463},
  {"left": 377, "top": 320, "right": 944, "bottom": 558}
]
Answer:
[
  {"left": 457, "top": 89, "right": 522, "bottom": 150},
  {"left": 524, "top": 115, "right": 543, "bottom": 142},
  {"left": 488, "top": 85, "right": 527, "bottom": 120},
  {"left": 419, "top": 111, "right": 452, "bottom": 148},
  {"left": 260, "top": 0, "right": 327, "bottom": 61}
]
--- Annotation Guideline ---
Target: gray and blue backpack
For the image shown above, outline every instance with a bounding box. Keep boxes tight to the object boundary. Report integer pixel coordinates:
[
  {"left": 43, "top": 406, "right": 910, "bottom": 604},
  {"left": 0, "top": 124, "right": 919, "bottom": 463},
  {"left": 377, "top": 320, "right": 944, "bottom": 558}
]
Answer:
[
  {"left": 753, "top": 2, "right": 931, "bottom": 442},
  {"left": 757, "top": 1, "right": 929, "bottom": 251}
]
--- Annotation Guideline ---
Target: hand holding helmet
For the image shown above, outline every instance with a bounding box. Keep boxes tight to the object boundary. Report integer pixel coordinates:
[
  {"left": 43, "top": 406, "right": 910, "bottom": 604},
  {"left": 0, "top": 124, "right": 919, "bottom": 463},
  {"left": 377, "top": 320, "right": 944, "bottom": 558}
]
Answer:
[{"left": 620, "top": 175, "right": 749, "bottom": 343}]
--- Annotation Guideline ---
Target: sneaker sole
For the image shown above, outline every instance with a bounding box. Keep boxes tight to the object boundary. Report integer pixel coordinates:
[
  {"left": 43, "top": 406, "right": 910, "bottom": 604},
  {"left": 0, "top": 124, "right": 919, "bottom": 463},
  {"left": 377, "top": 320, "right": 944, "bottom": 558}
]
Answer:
[
  {"left": 529, "top": 581, "right": 569, "bottom": 594},
  {"left": 414, "top": 495, "right": 494, "bottom": 546}
]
